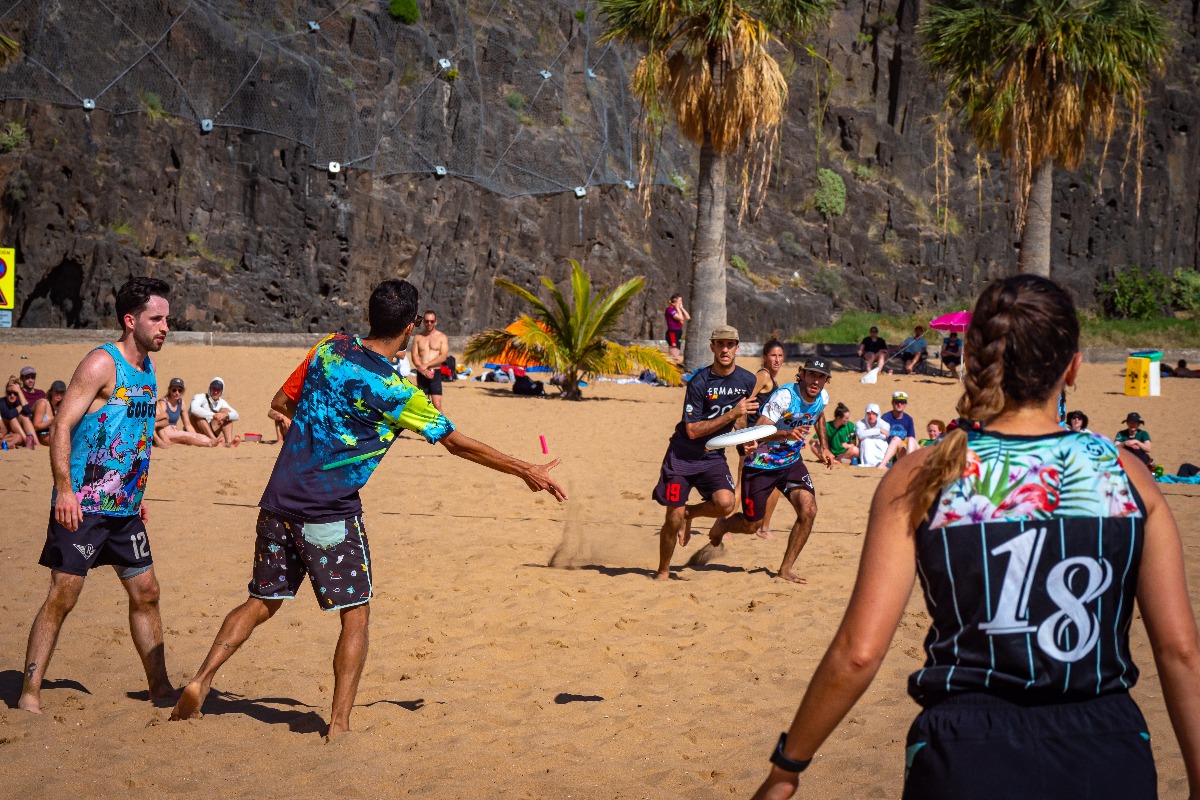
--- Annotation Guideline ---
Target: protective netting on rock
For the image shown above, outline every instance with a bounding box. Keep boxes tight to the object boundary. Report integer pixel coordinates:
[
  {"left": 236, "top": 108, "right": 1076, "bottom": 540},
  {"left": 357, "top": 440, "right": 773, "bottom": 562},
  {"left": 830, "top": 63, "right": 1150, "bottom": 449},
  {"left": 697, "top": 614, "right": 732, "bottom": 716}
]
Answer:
[{"left": 0, "top": 0, "right": 689, "bottom": 197}]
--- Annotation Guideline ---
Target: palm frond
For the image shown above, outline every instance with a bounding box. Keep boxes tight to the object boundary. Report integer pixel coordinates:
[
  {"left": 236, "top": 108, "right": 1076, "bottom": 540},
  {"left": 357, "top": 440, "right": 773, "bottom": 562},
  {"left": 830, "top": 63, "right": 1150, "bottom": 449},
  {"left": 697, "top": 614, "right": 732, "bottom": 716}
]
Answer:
[
  {"left": 470, "top": 260, "right": 672, "bottom": 397},
  {"left": 0, "top": 35, "right": 19, "bottom": 69},
  {"left": 919, "top": 0, "right": 1171, "bottom": 228}
]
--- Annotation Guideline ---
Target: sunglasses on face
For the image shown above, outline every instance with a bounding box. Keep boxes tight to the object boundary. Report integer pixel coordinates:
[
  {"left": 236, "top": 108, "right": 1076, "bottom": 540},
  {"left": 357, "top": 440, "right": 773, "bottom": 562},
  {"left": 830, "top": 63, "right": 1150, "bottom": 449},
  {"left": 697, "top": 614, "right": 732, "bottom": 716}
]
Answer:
[{"left": 170, "top": 387, "right": 183, "bottom": 393}]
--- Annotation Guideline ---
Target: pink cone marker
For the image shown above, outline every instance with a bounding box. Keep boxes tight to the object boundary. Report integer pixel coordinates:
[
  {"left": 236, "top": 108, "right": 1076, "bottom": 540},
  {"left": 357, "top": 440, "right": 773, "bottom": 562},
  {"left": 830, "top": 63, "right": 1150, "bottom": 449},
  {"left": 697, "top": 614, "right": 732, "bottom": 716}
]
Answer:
[{"left": 539, "top": 435, "right": 548, "bottom": 454}]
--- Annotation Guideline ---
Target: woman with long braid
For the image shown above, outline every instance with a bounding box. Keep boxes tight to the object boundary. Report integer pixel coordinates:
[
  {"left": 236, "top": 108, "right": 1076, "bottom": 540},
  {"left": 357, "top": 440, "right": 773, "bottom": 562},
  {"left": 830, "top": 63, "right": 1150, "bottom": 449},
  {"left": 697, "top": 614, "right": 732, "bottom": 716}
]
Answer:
[{"left": 751, "top": 275, "right": 1200, "bottom": 799}]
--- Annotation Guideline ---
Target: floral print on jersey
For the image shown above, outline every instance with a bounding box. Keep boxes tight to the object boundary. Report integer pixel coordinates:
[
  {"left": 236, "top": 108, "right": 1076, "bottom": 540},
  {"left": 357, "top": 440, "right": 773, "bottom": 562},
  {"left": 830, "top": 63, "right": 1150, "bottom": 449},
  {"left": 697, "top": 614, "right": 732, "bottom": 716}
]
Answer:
[{"left": 928, "top": 430, "right": 1141, "bottom": 529}]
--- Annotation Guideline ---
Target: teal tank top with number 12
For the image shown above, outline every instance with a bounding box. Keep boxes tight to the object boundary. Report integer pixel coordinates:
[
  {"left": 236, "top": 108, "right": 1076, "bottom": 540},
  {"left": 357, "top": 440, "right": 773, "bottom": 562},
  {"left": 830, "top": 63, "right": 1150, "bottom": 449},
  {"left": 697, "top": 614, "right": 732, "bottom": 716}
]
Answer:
[{"left": 59, "top": 342, "right": 157, "bottom": 517}]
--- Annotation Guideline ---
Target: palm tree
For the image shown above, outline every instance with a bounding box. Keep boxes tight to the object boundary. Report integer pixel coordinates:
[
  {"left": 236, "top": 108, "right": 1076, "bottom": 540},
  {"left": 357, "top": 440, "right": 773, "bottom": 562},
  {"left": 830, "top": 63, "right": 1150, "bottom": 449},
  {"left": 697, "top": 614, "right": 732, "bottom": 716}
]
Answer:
[
  {"left": 597, "top": 0, "right": 833, "bottom": 368},
  {"left": 464, "top": 260, "right": 682, "bottom": 400},
  {"left": 920, "top": 0, "right": 1171, "bottom": 276}
]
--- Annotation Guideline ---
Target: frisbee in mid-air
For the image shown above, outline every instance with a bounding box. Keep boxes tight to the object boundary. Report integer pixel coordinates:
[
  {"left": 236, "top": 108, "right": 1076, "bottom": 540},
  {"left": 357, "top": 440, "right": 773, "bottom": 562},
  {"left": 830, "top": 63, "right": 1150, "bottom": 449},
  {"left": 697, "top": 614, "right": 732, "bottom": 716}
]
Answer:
[{"left": 705, "top": 424, "right": 777, "bottom": 450}]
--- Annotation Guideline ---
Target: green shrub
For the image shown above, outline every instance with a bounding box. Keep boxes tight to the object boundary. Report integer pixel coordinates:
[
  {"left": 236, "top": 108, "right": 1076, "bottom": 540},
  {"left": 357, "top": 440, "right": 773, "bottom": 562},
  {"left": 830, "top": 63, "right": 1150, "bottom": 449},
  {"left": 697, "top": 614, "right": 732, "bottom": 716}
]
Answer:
[
  {"left": 814, "top": 168, "right": 846, "bottom": 217},
  {"left": 852, "top": 163, "right": 874, "bottom": 181},
  {"left": 0, "top": 120, "right": 26, "bottom": 153},
  {"left": 1170, "top": 269, "right": 1200, "bottom": 313},
  {"left": 729, "top": 254, "right": 749, "bottom": 276},
  {"left": 444, "top": 68, "right": 459, "bottom": 81},
  {"left": 506, "top": 92, "right": 525, "bottom": 111},
  {"left": 389, "top": 0, "right": 419, "bottom": 24},
  {"left": 138, "top": 91, "right": 169, "bottom": 122},
  {"left": 813, "top": 264, "right": 846, "bottom": 303},
  {"left": 778, "top": 230, "right": 805, "bottom": 258},
  {"left": 574, "top": 9, "right": 586, "bottom": 23},
  {"left": 1098, "top": 266, "right": 1169, "bottom": 320}
]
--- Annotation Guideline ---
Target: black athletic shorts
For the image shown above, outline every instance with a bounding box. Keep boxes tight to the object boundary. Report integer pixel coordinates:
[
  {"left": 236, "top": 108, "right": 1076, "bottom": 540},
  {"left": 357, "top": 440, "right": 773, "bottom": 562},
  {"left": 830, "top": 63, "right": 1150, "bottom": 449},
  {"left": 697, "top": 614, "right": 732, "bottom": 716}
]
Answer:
[
  {"left": 942, "top": 354, "right": 961, "bottom": 365},
  {"left": 741, "top": 461, "right": 813, "bottom": 521},
  {"left": 666, "top": 329, "right": 681, "bottom": 348},
  {"left": 416, "top": 370, "right": 443, "bottom": 396},
  {"left": 653, "top": 451, "right": 734, "bottom": 507},
  {"left": 248, "top": 509, "right": 373, "bottom": 611},
  {"left": 39, "top": 512, "right": 154, "bottom": 579},
  {"left": 902, "top": 692, "right": 1156, "bottom": 800}
]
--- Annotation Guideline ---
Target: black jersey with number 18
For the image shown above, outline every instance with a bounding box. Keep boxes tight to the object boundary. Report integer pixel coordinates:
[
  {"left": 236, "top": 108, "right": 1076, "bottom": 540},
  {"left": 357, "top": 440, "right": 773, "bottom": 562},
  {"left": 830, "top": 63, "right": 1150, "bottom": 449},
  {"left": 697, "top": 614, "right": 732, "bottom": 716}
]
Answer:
[{"left": 910, "top": 429, "right": 1145, "bottom": 706}]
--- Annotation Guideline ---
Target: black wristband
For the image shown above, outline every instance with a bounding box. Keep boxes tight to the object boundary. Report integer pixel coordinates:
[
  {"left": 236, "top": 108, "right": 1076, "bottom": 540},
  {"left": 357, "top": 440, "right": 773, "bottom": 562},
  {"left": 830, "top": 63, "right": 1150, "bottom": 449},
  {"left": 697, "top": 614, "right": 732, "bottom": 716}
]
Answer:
[{"left": 769, "top": 732, "right": 812, "bottom": 773}]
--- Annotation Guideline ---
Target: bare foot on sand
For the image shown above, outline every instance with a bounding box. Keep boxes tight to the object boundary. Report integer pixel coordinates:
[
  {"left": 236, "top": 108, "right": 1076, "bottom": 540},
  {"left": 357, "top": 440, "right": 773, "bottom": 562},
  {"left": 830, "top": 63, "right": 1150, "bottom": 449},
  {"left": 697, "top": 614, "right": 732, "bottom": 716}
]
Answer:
[
  {"left": 326, "top": 722, "right": 351, "bottom": 740},
  {"left": 653, "top": 570, "right": 684, "bottom": 581},
  {"left": 777, "top": 570, "right": 808, "bottom": 585},
  {"left": 170, "top": 681, "right": 209, "bottom": 720},
  {"left": 149, "top": 682, "right": 180, "bottom": 705},
  {"left": 755, "top": 527, "right": 778, "bottom": 541},
  {"left": 17, "top": 692, "right": 42, "bottom": 714},
  {"left": 677, "top": 509, "right": 693, "bottom": 547}
]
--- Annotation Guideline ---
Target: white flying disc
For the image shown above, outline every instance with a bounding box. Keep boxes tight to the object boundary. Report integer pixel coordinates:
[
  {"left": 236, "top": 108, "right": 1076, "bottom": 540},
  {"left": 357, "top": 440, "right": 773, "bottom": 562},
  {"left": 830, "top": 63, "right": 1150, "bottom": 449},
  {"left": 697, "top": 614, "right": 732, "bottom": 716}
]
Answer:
[{"left": 705, "top": 424, "right": 777, "bottom": 450}]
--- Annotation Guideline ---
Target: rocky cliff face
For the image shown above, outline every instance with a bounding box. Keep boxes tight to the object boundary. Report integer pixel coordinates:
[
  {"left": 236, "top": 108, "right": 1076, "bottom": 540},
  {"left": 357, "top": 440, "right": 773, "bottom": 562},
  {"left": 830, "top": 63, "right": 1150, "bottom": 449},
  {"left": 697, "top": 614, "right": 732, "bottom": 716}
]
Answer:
[{"left": 0, "top": 0, "right": 1196, "bottom": 340}]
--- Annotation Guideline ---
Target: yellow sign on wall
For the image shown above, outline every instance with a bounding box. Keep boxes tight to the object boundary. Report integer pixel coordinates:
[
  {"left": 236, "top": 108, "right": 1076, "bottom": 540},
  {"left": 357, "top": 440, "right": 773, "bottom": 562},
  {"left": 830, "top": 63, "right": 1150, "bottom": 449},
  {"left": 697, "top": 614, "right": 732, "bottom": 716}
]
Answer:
[{"left": 0, "top": 247, "right": 14, "bottom": 310}]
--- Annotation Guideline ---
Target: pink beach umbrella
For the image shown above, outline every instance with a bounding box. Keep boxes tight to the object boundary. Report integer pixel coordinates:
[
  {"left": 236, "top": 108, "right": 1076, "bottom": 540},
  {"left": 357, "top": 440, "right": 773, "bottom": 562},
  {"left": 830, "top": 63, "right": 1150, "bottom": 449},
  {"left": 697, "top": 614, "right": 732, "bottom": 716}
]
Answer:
[{"left": 929, "top": 311, "right": 972, "bottom": 333}]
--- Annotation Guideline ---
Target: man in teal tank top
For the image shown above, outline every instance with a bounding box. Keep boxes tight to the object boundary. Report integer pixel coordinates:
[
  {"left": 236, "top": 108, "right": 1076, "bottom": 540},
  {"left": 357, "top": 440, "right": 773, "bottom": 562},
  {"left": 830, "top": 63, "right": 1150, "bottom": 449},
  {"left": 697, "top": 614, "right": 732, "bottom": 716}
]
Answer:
[{"left": 19, "top": 278, "right": 174, "bottom": 715}]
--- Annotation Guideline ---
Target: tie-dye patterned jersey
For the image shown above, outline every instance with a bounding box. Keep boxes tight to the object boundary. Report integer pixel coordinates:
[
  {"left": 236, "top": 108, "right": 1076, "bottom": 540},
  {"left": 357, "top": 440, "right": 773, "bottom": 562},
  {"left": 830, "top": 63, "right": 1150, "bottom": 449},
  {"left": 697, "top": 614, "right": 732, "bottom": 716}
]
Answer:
[
  {"left": 910, "top": 429, "right": 1146, "bottom": 705},
  {"left": 746, "top": 385, "right": 829, "bottom": 470},
  {"left": 60, "top": 343, "right": 156, "bottom": 516},
  {"left": 259, "top": 334, "right": 454, "bottom": 523}
]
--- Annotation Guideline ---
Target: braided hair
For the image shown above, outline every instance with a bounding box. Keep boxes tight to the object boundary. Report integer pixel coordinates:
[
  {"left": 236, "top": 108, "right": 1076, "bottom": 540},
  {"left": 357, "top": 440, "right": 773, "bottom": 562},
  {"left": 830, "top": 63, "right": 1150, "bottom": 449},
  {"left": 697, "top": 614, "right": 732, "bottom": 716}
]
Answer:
[{"left": 907, "top": 275, "right": 1079, "bottom": 527}]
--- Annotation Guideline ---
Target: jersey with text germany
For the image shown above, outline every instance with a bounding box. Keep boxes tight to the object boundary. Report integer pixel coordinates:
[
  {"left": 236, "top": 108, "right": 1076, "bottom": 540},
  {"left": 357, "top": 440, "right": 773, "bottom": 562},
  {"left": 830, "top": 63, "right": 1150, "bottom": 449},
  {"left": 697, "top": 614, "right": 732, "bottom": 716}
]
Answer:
[
  {"left": 747, "top": 386, "right": 828, "bottom": 470},
  {"left": 909, "top": 429, "right": 1145, "bottom": 705},
  {"left": 259, "top": 334, "right": 454, "bottom": 523},
  {"left": 667, "top": 365, "right": 757, "bottom": 459}
]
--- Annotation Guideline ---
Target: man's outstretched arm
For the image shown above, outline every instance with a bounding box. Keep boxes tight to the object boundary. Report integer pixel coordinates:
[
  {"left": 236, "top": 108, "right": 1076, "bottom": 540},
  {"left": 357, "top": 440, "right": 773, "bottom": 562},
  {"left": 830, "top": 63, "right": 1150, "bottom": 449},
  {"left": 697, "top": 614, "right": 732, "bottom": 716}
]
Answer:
[{"left": 439, "top": 430, "right": 567, "bottom": 501}]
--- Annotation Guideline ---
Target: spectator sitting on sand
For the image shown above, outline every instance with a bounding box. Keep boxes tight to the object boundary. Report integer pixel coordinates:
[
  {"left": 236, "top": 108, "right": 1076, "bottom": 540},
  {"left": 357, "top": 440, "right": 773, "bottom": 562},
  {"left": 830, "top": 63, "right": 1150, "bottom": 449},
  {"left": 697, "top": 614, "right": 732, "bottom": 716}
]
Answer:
[
  {"left": 189, "top": 377, "right": 240, "bottom": 447},
  {"left": 156, "top": 378, "right": 217, "bottom": 448},
  {"left": 1115, "top": 411, "right": 1152, "bottom": 466},
  {"left": 1066, "top": 409, "right": 1092, "bottom": 434},
  {"left": 940, "top": 332, "right": 962, "bottom": 378},
  {"left": 920, "top": 419, "right": 945, "bottom": 446},
  {"left": 32, "top": 380, "right": 67, "bottom": 445},
  {"left": 825, "top": 403, "right": 859, "bottom": 464},
  {"left": 3, "top": 378, "right": 36, "bottom": 448},
  {"left": 876, "top": 391, "right": 919, "bottom": 469},
  {"left": 855, "top": 403, "right": 890, "bottom": 467}
]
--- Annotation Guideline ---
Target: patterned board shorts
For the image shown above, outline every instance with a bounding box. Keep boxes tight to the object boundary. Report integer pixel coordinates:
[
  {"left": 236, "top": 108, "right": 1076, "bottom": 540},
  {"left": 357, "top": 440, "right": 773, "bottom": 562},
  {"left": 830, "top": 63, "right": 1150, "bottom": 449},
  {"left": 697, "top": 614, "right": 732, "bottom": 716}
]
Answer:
[{"left": 248, "top": 509, "right": 373, "bottom": 611}]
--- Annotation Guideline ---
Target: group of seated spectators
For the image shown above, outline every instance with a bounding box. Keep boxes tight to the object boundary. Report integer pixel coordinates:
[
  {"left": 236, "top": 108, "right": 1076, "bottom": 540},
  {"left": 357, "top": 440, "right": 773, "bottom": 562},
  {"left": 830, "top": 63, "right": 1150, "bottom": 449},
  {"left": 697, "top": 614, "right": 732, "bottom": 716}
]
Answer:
[
  {"left": 823, "top": 391, "right": 941, "bottom": 469},
  {"left": 3, "top": 366, "right": 248, "bottom": 452},
  {"left": 857, "top": 325, "right": 962, "bottom": 377},
  {"left": 2, "top": 366, "right": 65, "bottom": 449},
  {"left": 154, "top": 376, "right": 244, "bottom": 448}
]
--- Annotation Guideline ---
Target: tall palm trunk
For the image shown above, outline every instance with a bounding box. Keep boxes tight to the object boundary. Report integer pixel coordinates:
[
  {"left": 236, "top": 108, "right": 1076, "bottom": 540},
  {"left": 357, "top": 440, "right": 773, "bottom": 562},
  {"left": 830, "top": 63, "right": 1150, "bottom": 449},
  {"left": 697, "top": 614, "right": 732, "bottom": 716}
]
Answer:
[
  {"left": 683, "top": 135, "right": 728, "bottom": 369},
  {"left": 1018, "top": 159, "right": 1053, "bottom": 277}
]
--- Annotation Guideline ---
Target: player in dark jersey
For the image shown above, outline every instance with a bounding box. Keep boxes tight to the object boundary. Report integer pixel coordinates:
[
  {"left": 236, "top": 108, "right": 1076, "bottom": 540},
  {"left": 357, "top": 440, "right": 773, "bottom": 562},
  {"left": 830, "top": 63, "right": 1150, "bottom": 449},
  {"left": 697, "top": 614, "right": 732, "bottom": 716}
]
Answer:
[
  {"left": 707, "top": 358, "right": 835, "bottom": 584},
  {"left": 20, "top": 278, "right": 174, "bottom": 714},
  {"left": 171, "top": 279, "right": 566, "bottom": 738},
  {"left": 751, "top": 276, "right": 1200, "bottom": 800},
  {"left": 653, "top": 325, "right": 757, "bottom": 580}
]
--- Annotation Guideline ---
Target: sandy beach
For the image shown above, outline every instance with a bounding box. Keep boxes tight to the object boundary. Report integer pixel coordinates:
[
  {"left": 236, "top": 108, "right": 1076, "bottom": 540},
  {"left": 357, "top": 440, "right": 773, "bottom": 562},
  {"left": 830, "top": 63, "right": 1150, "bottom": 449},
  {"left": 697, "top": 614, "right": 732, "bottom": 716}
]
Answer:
[{"left": 1, "top": 341, "right": 1197, "bottom": 799}]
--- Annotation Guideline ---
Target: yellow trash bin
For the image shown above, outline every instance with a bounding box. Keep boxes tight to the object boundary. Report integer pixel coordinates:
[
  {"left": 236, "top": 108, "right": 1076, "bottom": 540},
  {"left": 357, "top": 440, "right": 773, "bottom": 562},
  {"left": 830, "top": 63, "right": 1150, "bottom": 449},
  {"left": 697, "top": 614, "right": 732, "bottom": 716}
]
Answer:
[{"left": 1125, "top": 357, "right": 1150, "bottom": 397}]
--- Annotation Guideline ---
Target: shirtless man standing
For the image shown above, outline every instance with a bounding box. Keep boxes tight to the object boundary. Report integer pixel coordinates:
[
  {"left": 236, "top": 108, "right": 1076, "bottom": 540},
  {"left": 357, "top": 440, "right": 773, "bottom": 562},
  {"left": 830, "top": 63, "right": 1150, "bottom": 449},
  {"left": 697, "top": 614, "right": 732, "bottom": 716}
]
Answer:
[
  {"left": 19, "top": 277, "right": 174, "bottom": 713},
  {"left": 410, "top": 310, "right": 449, "bottom": 411}
]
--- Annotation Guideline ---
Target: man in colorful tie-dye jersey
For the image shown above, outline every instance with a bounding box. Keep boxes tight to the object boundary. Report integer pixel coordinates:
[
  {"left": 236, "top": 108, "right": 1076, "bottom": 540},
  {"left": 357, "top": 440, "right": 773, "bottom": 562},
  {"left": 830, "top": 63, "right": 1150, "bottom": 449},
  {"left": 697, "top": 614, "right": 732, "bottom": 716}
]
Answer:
[{"left": 171, "top": 279, "right": 567, "bottom": 737}]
